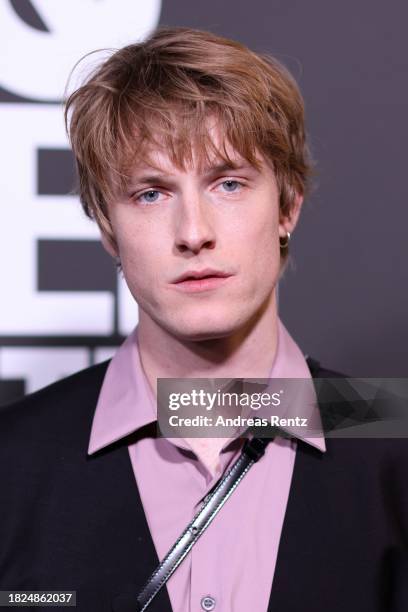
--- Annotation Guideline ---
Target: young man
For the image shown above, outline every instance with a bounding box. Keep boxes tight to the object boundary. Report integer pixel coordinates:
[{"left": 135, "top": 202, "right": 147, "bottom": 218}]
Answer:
[{"left": 0, "top": 27, "right": 407, "bottom": 612}]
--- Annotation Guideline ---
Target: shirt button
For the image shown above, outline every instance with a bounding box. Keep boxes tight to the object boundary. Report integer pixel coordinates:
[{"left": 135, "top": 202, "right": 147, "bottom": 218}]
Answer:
[{"left": 201, "top": 595, "right": 216, "bottom": 610}]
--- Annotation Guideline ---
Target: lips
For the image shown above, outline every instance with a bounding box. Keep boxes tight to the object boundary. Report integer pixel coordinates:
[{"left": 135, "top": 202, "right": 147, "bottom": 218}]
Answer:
[
  {"left": 173, "top": 269, "right": 232, "bottom": 283},
  {"left": 171, "top": 268, "right": 233, "bottom": 293}
]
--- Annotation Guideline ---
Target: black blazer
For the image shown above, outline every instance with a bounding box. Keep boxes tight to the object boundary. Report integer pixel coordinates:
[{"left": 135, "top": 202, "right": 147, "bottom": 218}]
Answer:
[{"left": 0, "top": 360, "right": 407, "bottom": 612}]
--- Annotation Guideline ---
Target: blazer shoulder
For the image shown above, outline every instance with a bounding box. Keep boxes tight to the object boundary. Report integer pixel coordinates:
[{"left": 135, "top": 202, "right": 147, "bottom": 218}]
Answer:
[
  {"left": 305, "top": 357, "right": 408, "bottom": 462},
  {"left": 306, "top": 356, "right": 348, "bottom": 378},
  {"left": 0, "top": 360, "right": 110, "bottom": 438}
]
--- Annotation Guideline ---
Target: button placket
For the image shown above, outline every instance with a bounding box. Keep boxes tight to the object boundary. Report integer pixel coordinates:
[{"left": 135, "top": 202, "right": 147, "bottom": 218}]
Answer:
[{"left": 189, "top": 530, "right": 220, "bottom": 612}]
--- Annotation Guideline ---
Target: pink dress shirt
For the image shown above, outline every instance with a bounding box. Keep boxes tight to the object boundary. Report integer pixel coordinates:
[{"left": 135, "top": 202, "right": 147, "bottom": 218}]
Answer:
[{"left": 88, "top": 319, "right": 325, "bottom": 612}]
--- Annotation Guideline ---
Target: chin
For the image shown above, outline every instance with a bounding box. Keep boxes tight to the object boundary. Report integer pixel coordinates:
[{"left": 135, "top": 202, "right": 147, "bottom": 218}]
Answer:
[
  {"left": 175, "top": 327, "right": 235, "bottom": 342},
  {"left": 163, "top": 309, "right": 253, "bottom": 342}
]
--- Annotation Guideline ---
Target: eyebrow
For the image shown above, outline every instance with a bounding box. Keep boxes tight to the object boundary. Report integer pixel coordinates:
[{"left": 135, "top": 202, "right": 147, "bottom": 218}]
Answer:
[
  {"left": 204, "top": 161, "right": 245, "bottom": 174},
  {"left": 129, "top": 173, "right": 174, "bottom": 187},
  {"left": 127, "top": 160, "right": 255, "bottom": 190}
]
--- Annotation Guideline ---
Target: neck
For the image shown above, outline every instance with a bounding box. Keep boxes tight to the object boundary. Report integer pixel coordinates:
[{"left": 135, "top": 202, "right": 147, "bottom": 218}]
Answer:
[
  {"left": 137, "top": 291, "right": 279, "bottom": 391},
  {"left": 137, "top": 292, "right": 280, "bottom": 476}
]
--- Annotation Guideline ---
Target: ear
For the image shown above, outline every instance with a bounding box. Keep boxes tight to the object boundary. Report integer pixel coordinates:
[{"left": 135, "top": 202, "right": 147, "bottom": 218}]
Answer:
[
  {"left": 278, "top": 192, "right": 304, "bottom": 239},
  {"left": 100, "top": 229, "right": 118, "bottom": 259}
]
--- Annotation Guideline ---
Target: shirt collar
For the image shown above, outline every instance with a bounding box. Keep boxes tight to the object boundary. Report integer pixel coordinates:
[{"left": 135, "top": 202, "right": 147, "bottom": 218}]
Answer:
[
  {"left": 88, "top": 318, "right": 326, "bottom": 455},
  {"left": 264, "top": 320, "right": 326, "bottom": 452},
  {"left": 88, "top": 328, "right": 156, "bottom": 454}
]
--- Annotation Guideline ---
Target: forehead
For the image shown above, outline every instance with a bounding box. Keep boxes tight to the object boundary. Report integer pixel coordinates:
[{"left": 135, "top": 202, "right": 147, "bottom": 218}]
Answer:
[
  {"left": 132, "top": 149, "right": 251, "bottom": 177},
  {"left": 129, "top": 123, "right": 266, "bottom": 178}
]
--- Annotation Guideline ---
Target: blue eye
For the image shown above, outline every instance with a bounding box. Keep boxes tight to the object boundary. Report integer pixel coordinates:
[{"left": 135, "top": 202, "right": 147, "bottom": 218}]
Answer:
[
  {"left": 139, "top": 190, "right": 160, "bottom": 203},
  {"left": 222, "top": 180, "right": 240, "bottom": 192}
]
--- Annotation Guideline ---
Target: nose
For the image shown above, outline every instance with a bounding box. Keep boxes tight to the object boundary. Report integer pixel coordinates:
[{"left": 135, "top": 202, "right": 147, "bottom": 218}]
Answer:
[{"left": 174, "top": 192, "right": 216, "bottom": 255}]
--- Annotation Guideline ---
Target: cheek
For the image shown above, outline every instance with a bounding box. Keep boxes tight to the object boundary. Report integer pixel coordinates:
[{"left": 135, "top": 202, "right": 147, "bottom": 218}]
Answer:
[
  {"left": 114, "top": 225, "right": 161, "bottom": 294},
  {"left": 252, "top": 234, "right": 281, "bottom": 288},
  {"left": 234, "top": 207, "right": 280, "bottom": 271}
]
